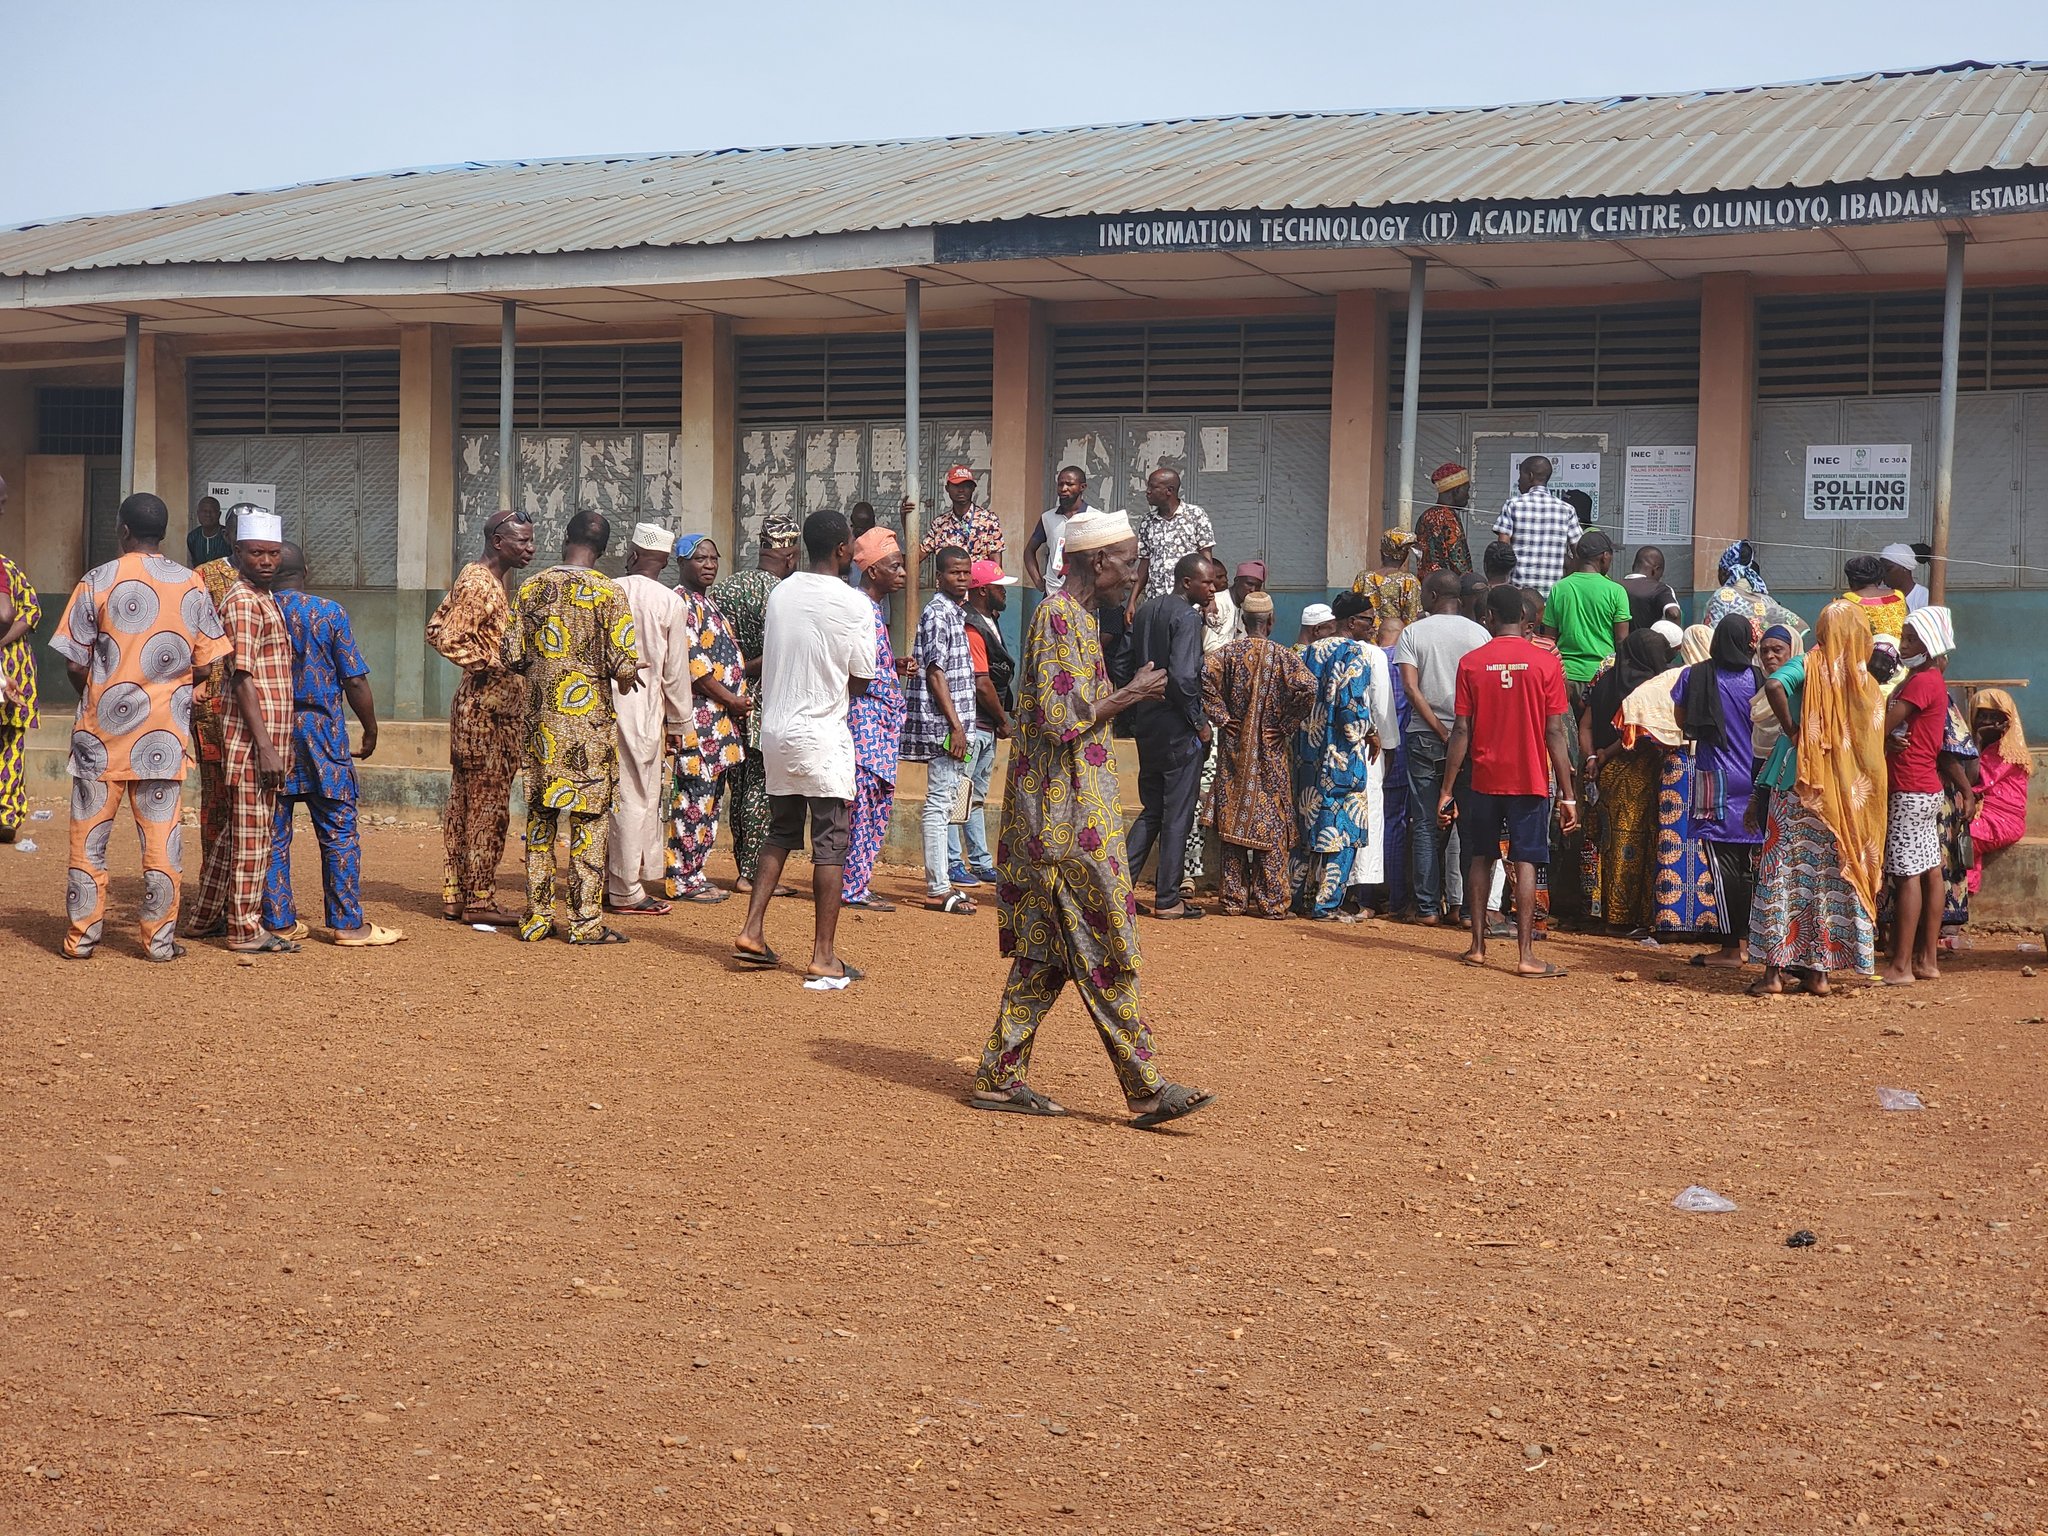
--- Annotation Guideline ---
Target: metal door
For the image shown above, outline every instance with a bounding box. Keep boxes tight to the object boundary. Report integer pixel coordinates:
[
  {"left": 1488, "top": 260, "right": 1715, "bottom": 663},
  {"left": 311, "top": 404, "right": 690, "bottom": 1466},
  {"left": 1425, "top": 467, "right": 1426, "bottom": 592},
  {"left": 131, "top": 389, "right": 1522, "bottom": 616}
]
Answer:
[{"left": 189, "top": 434, "right": 400, "bottom": 588}]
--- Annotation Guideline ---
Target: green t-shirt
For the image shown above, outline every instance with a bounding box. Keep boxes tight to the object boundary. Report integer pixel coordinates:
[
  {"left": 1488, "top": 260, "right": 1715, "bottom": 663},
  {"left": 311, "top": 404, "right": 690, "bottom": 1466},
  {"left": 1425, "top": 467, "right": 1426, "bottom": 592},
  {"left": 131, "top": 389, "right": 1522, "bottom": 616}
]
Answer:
[{"left": 1542, "top": 571, "right": 1633, "bottom": 684}]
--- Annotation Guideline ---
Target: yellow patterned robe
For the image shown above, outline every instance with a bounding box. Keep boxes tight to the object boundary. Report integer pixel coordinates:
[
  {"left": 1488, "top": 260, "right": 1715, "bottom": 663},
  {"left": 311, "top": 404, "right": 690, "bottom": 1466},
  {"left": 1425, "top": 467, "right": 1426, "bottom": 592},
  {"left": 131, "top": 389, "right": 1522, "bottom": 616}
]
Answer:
[
  {"left": 503, "top": 564, "right": 639, "bottom": 816},
  {"left": 994, "top": 590, "right": 1140, "bottom": 981}
]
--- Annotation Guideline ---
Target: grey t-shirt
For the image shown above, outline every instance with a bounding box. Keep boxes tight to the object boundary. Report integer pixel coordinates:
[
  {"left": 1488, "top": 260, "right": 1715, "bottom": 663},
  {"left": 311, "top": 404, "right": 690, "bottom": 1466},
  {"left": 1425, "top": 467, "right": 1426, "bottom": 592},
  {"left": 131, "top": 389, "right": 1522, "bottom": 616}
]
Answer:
[{"left": 1392, "top": 612, "right": 1491, "bottom": 728}]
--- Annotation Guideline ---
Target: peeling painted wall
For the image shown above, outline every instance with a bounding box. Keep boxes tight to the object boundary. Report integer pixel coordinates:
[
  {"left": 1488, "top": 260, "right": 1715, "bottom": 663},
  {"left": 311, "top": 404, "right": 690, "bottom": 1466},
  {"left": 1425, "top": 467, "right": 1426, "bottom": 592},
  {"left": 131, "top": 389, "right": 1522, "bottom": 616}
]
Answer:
[
  {"left": 456, "top": 430, "right": 680, "bottom": 574},
  {"left": 735, "top": 418, "right": 993, "bottom": 560}
]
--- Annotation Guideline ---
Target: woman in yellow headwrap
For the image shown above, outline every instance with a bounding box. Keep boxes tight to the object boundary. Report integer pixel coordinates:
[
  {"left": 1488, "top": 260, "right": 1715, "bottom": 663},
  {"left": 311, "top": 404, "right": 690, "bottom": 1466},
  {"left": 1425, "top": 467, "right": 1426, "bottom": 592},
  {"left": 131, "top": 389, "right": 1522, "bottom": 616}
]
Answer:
[
  {"left": 1746, "top": 600, "right": 1887, "bottom": 994},
  {"left": 1352, "top": 529, "right": 1422, "bottom": 629}
]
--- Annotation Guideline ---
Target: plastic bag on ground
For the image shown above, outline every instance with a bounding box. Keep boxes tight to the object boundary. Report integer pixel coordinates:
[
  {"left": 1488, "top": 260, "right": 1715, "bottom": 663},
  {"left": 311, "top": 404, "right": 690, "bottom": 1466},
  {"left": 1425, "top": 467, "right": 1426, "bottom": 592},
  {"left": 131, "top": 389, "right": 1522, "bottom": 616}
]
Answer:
[
  {"left": 1876, "top": 1087, "right": 1924, "bottom": 1111},
  {"left": 1672, "top": 1185, "right": 1737, "bottom": 1213}
]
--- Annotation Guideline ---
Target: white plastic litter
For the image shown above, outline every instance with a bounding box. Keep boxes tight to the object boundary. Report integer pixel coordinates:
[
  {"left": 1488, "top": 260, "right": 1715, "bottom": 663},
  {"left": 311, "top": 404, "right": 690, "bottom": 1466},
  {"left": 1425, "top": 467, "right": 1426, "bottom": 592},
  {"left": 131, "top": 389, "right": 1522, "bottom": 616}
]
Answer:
[
  {"left": 470, "top": 923, "right": 498, "bottom": 933},
  {"left": 2018, "top": 942, "right": 2043, "bottom": 954},
  {"left": 14, "top": 839, "right": 35, "bottom": 853},
  {"left": 1876, "top": 1087, "right": 1925, "bottom": 1111},
  {"left": 29, "top": 809, "right": 52, "bottom": 821},
  {"left": 1672, "top": 1185, "right": 1737, "bottom": 1213}
]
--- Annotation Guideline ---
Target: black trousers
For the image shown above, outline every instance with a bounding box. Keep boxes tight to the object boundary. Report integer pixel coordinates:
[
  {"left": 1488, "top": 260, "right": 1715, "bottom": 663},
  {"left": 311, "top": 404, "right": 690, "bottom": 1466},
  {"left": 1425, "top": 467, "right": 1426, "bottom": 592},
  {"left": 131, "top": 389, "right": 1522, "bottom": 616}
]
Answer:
[
  {"left": 1705, "top": 838, "right": 1756, "bottom": 941},
  {"left": 1125, "top": 730, "right": 1204, "bottom": 903}
]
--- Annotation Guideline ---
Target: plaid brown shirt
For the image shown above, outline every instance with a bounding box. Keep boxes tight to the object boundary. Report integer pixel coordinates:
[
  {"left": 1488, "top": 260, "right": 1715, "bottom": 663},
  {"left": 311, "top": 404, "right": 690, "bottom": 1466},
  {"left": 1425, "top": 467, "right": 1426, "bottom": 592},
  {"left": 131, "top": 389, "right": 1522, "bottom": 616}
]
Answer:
[{"left": 219, "top": 583, "right": 294, "bottom": 786}]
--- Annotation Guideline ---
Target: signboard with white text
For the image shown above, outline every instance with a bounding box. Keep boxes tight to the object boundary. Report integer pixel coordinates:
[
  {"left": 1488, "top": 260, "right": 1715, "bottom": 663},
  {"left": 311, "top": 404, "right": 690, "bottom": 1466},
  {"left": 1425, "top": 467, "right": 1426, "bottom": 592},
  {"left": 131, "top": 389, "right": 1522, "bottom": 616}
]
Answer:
[{"left": 1803, "top": 445, "right": 1911, "bottom": 520}]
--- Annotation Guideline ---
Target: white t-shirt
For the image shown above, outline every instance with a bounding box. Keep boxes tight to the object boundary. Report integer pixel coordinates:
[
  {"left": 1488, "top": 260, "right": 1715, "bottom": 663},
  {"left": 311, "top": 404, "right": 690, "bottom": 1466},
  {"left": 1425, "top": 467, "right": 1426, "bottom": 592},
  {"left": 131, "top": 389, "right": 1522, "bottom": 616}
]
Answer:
[
  {"left": 1203, "top": 586, "right": 1238, "bottom": 655},
  {"left": 1037, "top": 500, "right": 1104, "bottom": 589},
  {"left": 760, "top": 571, "right": 877, "bottom": 802}
]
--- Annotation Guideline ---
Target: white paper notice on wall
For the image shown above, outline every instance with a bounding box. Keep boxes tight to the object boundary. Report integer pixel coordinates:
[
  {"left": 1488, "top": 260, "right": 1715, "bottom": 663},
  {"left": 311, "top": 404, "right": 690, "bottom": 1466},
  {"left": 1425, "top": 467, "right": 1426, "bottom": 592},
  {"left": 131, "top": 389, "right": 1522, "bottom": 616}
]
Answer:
[
  {"left": 1200, "top": 425, "right": 1229, "bottom": 474},
  {"left": 1804, "top": 444, "right": 1912, "bottom": 520},
  {"left": 1510, "top": 452, "right": 1600, "bottom": 522},
  {"left": 1622, "top": 446, "right": 1696, "bottom": 544},
  {"left": 207, "top": 482, "right": 278, "bottom": 517}
]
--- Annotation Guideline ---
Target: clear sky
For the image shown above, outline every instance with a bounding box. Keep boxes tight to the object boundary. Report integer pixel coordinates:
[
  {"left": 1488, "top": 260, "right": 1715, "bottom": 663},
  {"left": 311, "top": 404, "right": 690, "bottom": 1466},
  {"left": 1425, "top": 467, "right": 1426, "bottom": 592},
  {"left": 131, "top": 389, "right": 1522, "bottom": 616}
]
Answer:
[{"left": 3, "top": 0, "right": 2039, "bottom": 227}]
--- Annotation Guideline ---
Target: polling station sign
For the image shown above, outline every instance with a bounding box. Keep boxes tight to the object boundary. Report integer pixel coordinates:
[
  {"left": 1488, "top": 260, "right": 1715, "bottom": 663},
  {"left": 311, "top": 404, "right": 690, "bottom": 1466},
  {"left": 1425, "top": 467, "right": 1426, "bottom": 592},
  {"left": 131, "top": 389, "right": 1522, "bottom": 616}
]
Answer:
[{"left": 1804, "top": 445, "right": 1912, "bottom": 520}]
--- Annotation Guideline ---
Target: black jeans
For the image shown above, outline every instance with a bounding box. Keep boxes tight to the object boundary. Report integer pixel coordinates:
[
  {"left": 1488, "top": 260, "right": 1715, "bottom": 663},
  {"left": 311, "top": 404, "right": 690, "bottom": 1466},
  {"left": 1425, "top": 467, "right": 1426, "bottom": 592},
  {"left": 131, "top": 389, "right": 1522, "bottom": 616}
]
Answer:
[{"left": 1126, "top": 730, "right": 1204, "bottom": 904}]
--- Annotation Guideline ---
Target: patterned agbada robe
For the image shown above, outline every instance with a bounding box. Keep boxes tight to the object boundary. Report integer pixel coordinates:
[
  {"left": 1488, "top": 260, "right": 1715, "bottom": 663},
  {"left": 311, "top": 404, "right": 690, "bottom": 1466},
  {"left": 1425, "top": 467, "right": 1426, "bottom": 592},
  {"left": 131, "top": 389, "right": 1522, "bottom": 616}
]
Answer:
[
  {"left": 0, "top": 553, "right": 41, "bottom": 833},
  {"left": 504, "top": 564, "right": 640, "bottom": 941},
  {"left": 1203, "top": 636, "right": 1317, "bottom": 853},
  {"left": 666, "top": 587, "right": 745, "bottom": 896},
  {"left": 427, "top": 561, "right": 523, "bottom": 910},
  {"left": 1293, "top": 636, "right": 1395, "bottom": 915},
  {"left": 1415, "top": 502, "right": 1472, "bottom": 578},
  {"left": 977, "top": 590, "right": 1162, "bottom": 1102},
  {"left": 710, "top": 566, "right": 780, "bottom": 881}
]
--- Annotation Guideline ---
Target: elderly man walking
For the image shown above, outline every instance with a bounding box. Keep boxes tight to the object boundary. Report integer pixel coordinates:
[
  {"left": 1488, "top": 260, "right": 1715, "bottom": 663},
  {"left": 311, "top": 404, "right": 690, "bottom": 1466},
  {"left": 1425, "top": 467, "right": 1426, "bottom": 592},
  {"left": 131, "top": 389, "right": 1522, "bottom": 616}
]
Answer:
[
  {"left": 1202, "top": 591, "right": 1317, "bottom": 917},
  {"left": 606, "top": 523, "right": 694, "bottom": 916},
  {"left": 428, "top": 507, "right": 535, "bottom": 925},
  {"left": 970, "top": 508, "right": 1214, "bottom": 1130}
]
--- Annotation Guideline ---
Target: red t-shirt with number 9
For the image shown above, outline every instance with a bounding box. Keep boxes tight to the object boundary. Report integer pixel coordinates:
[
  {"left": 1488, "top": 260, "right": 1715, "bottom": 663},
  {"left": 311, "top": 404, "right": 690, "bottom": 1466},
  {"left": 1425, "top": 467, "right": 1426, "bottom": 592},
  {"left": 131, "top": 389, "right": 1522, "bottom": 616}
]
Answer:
[{"left": 1454, "top": 635, "right": 1568, "bottom": 796}]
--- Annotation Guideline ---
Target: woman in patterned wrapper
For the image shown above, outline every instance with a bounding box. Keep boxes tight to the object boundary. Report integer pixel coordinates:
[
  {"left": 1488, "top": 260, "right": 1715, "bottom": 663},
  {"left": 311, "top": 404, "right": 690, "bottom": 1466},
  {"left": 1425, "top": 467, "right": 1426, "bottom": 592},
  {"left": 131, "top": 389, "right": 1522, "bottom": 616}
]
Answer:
[{"left": 968, "top": 507, "right": 1216, "bottom": 1130}]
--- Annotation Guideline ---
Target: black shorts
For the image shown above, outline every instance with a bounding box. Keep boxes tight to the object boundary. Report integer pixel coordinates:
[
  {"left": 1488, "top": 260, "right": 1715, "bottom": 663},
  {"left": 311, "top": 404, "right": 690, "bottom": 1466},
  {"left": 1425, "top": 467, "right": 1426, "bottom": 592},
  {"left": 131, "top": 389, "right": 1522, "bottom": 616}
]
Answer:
[
  {"left": 766, "top": 793, "right": 851, "bottom": 867},
  {"left": 1457, "top": 790, "right": 1551, "bottom": 866}
]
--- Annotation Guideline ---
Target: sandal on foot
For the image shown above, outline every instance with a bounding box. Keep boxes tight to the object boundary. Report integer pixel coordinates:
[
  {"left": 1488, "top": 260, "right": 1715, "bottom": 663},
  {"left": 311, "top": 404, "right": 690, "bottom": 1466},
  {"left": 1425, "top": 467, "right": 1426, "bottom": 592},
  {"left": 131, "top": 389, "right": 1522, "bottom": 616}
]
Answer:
[
  {"left": 1515, "top": 961, "right": 1569, "bottom": 980},
  {"left": 844, "top": 896, "right": 897, "bottom": 912},
  {"left": 146, "top": 943, "right": 188, "bottom": 964},
  {"left": 927, "top": 891, "right": 978, "bottom": 915},
  {"left": 1130, "top": 1083, "right": 1217, "bottom": 1131},
  {"left": 684, "top": 887, "right": 731, "bottom": 905},
  {"left": 731, "top": 943, "right": 780, "bottom": 968},
  {"left": 802, "top": 962, "right": 865, "bottom": 992},
  {"left": 228, "top": 933, "right": 300, "bottom": 955},
  {"left": 333, "top": 922, "right": 405, "bottom": 947},
  {"left": 604, "top": 898, "right": 673, "bottom": 916},
  {"left": 970, "top": 1084, "right": 1067, "bottom": 1117},
  {"left": 1152, "top": 900, "right": 1205, "bottom": 920},
  {"left": 567, "top": 926, "right": 630, "bottom": 946}
]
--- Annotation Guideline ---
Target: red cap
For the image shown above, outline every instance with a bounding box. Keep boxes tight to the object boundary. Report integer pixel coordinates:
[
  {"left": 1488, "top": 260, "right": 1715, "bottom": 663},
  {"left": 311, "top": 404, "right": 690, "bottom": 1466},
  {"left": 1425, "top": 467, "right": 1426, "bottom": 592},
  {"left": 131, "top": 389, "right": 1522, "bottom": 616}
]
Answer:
[
  {"left": 945, "top": 465, "right": 977, "bottom": 486},
  {"left": 968, "top": 558, "right": 1017, "bottom": 589}
]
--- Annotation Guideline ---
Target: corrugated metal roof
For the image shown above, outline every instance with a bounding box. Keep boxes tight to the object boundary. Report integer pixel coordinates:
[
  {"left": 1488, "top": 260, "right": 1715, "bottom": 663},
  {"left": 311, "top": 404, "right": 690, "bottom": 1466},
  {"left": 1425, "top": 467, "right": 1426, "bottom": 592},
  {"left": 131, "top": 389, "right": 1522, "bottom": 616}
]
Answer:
[{"left": 6, "top": 62, "right": 2047, "bottom": 278}]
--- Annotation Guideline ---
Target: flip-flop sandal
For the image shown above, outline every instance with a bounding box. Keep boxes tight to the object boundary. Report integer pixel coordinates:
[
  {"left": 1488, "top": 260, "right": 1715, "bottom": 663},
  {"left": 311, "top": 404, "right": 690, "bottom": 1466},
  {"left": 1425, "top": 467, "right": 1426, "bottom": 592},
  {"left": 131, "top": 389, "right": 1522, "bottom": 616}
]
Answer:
[
  {"left": 1459, "top": 953, "right": 1488, "bottom": 968},
  {"left": 333, "top": 923, "right": 405, "bottom": 947},
  {"left": 731, "top": 944, "right": 780, "bottom": 968},
  {"left": 567, "top": 926, "right": 630, "bottom": 946},
  {"left": 270, "top": 921, "right": 310, "bottom": 943},
  {"left": 1484, "top": 920, "right": 1515, "bottom": 939},
  {"left": 604, "top": 899, "right": 673, "bottom": 916},
  {"left": 229, "top": 933, "right": 300, "bottom": 955},
  {"left": 1516, "top": 962, "right": 1569, "bottom": 980},
  {"left": 684, "top": 887, "right": 731, "bottom": 905},
  {"left": 146, "top": 944, "right": 188, "bottom": 964},
  {"left": 970, "top": 1084, "right": 1067, "bottom": 1117},
  {"left": 1152, "top": 902, "right": 1206, "bottom": 920},
  {"left": 927, "top": 892, "right": 977, "bottom": 915},
  {"left": 802, "top": 963, "right": 866, "bottom": 992},
  {"left": 844, "top": 896, "right": 897, "bottom": 911},
  {"left": 1130, "top": 1084, "right": 1217, "bottom": 1131}
]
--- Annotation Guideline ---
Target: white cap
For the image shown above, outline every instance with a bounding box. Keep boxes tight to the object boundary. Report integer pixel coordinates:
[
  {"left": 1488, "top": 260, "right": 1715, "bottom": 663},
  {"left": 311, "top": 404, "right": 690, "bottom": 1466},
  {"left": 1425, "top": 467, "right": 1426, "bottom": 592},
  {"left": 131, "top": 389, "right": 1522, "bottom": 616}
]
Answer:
[
  {"left": 1301, "top": 602, "right": 1336, "bottom": 626},
  {"left": 1879, "top": 542, "right": 1921, "bottom": 569},
  {"left": 1061, "top": 508, "right": 1135, "bottom": 554},
  {"left": 236, "top": 510, "right": 283, "bottom": 544},
  {"left": 630, "top": 521, "right": 673, "bottom": 554},
  {"left": 1651, "top": 619, "right": 1686, "bottom": 648}
]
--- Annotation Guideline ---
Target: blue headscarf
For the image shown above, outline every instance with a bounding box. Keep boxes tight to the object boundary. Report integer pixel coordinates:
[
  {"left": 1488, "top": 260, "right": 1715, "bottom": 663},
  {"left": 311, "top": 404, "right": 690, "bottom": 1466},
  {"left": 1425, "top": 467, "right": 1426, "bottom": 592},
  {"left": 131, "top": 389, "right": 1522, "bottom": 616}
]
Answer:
[
  {"left": 1717, "top": 540, "right": 1768, "bottom": 594},
  {"left": 673, "top": 533, "right": 711, "bottom": 559}
]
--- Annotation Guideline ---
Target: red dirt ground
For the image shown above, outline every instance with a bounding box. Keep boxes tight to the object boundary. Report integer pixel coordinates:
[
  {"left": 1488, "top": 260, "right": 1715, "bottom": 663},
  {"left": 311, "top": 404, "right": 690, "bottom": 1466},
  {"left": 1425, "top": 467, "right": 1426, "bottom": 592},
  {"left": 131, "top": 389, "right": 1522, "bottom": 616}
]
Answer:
[{"left": 2, "top": 802, "right": 2045, "bottom": 1535}]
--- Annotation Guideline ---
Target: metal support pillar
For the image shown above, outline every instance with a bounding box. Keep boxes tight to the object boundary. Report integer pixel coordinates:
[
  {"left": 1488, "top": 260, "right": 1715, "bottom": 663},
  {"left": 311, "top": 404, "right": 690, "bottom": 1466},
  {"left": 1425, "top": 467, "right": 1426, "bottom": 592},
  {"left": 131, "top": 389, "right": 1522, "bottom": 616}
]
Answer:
[
  {"left": 498, "top": 300, "right": 517, "bottom": 513},
  {"left": 119, "top": 314, "right": 140, "bottom": 499},
  {"left": 1929, "top": 233, "right": 1964, "bottom": 606},
  {"left": 901, "top": 277, "right": 923, "bottom": 654},
  {"left": 1396, "top": 257, "right": 1426, "bottom": 532}
]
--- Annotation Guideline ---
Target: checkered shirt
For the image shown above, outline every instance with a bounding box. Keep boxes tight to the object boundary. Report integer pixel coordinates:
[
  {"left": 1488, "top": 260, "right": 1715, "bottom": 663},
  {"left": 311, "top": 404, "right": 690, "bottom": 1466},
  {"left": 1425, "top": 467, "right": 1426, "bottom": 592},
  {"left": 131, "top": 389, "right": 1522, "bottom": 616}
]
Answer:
[
  {"left": 900, "top": 593, "right": 974, "bottom": 762},
  {"left": 219, "top": 583, "right": 295, "bottom": 787},
  {"left": 1492, "top": 488, "right": 1581, "bottom": 596}
]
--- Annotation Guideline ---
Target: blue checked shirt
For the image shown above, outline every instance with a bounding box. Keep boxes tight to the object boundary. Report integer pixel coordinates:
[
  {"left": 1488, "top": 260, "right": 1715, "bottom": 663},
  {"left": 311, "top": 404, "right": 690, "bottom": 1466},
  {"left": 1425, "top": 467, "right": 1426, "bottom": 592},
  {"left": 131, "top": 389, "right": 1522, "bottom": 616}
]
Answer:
[
  {"left": 1492, "top": 488, "right": 1582, "bottom": 596},
  {"left": 900, "top": 593, "right": 974, "bottom": 763},
  {"left": 275, "top": 590, "right": 368, "bottom": 801}
]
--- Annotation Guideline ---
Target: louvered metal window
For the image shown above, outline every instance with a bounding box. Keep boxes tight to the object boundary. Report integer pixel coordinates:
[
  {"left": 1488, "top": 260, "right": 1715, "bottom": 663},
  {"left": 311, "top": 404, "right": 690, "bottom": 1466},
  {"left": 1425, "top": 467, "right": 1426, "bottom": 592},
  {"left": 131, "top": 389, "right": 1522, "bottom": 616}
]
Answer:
[
  {"left": 1050, "top": 320, "right": 1333, "bottom": 413},
  {"left": 735, "top": 331, "right": 993, "bottom": 423},
  {"left": 35, "top": 387, "right": 123, "bottom": 454},
  {"left": 189, "top": 352, "right": 400, "bottom": 435},
  {"left": 1386, "top": 305, "right": 1700, "bottom": 409},
  {"left": 456, "top": 344, "right": 681, "bottom": 430},
  {"left": 1756, "top": 287, "right": 2048, "bottom": 397}
]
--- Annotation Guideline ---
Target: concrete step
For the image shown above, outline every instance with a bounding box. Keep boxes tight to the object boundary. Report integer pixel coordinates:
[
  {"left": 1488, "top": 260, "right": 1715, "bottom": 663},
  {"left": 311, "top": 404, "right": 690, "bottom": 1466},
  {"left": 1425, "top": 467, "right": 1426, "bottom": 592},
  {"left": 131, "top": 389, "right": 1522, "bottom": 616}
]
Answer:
[{"left": 1973, "top": 835, "right": 2047, "bottom": 930}]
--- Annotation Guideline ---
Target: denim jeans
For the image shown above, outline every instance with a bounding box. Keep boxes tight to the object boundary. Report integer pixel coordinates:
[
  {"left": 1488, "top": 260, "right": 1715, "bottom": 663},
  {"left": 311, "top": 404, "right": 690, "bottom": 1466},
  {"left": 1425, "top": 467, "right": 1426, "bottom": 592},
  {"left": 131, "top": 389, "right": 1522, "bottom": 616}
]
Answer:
[
  {"left": 947, "top": 727, "right": 998, "bottom": 871},
  {"left": 921, "top": 751, "right": 966, "bottom": 895},
  {"left": 1404, "top": 728, "right": 1462, "bottom": 918}
]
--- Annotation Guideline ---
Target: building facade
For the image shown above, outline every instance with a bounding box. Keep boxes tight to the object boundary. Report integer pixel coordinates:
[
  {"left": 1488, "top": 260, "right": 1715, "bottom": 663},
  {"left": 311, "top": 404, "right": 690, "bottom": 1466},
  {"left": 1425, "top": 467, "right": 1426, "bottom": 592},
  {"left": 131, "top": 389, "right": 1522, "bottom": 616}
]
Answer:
[{"left": 5, "top": 62, "right": 2048, "bottom": 720}]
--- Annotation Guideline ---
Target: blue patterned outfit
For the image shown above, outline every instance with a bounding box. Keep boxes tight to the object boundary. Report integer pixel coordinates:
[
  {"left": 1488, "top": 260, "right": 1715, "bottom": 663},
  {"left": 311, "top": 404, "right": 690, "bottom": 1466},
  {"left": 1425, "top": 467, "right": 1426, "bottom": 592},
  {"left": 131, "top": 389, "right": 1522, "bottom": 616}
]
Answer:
[
  {"left": 262, "top": 590, "right": 368, "bottom": 932},
  {"left": 843, "top": 597, "right": 907, "bottom": 903},
  {"left": 1293, "top": 637, "right": 1394, "bottom": 917}
]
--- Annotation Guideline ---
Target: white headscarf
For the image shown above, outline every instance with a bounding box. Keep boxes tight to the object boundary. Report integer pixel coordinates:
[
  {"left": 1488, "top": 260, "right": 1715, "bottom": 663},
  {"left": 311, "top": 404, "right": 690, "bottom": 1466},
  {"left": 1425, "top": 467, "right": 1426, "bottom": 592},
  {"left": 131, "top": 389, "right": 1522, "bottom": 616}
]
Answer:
[{"left": 1905, "top": 604, "right": 1955, "bottom": 659}]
